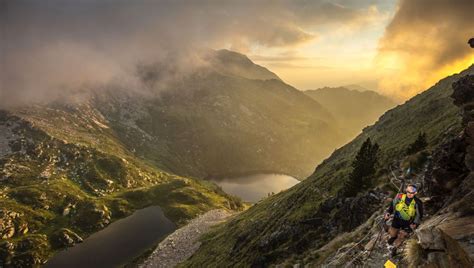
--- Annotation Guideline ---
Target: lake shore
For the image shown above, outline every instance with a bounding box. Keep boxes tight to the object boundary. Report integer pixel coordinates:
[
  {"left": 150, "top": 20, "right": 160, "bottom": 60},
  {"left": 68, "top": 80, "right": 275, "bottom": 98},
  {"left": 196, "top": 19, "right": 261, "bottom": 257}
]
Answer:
[{"left": 140, "top": 209, "right": 235, "bottom": 268}]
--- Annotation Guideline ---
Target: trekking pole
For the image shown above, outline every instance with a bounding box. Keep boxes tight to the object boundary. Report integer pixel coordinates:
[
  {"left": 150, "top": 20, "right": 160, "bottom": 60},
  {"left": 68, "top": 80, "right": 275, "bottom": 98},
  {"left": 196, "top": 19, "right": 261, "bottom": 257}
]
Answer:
[
  {"left": 326, "top": 217, "right": 384, "bottom": 267},
  {"left": 367, "top": 217, "right": 385, "bottom": 260},
  {"left": 388, "top": 165, "right": 401, "bottom": 188}
]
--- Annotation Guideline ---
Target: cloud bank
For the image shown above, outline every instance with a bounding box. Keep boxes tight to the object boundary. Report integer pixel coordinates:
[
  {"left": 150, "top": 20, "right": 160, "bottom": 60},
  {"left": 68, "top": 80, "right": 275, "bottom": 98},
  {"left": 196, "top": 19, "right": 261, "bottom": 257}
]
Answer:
[
  {"left": 0, "top": 0, "right": 384, "bottom": 106},
  {"left": 376, "top": 0, "right": 474, "bottom": 100},
  {"left": 1, "top": 0, "right": 383, "bottom": 107}
]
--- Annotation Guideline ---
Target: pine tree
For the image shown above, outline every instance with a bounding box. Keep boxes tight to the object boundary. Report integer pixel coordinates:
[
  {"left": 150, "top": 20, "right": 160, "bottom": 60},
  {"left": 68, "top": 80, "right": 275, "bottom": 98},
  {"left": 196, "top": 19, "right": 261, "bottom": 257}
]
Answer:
[
  {"left": 344, "top": 137, "right": 379, "bottom": 197},
  {"left": 406, "top": 132, "right": 428, "bottom": 155}
]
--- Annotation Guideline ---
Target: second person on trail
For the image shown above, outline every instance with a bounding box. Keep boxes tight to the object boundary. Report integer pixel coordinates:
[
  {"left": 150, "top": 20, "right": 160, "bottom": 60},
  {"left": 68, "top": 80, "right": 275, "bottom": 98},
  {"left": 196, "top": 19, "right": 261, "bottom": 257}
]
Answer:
[{"left": 384, "top": 184, "right": 423, "bottom": 249}]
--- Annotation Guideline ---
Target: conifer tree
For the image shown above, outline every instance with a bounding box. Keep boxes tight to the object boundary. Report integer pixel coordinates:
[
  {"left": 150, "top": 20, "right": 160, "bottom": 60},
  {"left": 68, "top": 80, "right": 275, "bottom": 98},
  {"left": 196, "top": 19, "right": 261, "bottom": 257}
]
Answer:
[
  {"left": 344, "top": 137, "right": 379, "bottom": 197},
  {"left": 406, "top": 132, "right": 428, "bottom": 155}
]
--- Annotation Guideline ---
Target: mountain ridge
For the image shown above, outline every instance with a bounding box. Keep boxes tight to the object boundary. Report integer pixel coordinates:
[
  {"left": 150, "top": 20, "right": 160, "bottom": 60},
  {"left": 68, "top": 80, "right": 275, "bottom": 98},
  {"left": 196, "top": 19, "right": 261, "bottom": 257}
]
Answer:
[
  {"left": 91, "top": 51, "right": 343, "bottom": 180},
  {"left": 183, "top": 64, "right": 474, "bottom": 267},
  {"left": 304, "top": 86, "right": 396, "bottom": 142}
]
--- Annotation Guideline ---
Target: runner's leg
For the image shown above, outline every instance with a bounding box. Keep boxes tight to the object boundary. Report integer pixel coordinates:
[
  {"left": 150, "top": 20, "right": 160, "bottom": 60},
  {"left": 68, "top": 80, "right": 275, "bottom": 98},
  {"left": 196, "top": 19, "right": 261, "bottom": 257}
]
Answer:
[
  {"left": 388, "top": 227, "right": 399, "bottom": 244},
  {"left": 394, "top": 230, "right": 408, "bottom": 247}
]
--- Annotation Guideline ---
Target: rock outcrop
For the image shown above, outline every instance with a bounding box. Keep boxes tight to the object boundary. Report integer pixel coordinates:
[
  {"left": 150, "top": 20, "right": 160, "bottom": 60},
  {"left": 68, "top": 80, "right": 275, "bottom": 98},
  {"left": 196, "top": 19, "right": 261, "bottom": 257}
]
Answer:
[
  {"left": 50, "top": 228, "right": 84, "bottom": 249},
  {"left": 0, "top": 210, "right": 28, "bottom": 239},
  {"left": 415, "top": 214, "right": 473, "bottom": 267},
  {"left": 72, "top": 202, "right": 111, "bottom": 231},
  {"left": 409, "top": 75, "right": 474, "bottom": 267}
]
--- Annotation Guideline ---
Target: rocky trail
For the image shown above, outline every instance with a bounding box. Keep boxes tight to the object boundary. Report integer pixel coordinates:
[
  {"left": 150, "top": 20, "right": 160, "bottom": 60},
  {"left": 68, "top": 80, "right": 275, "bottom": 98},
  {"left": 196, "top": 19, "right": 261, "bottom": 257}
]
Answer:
[
  {"left": 139, "top": 209, "right": 235, "bottom": 268},
  {"left": 322, "top": 75, "right": 474, "bottom": 267}
]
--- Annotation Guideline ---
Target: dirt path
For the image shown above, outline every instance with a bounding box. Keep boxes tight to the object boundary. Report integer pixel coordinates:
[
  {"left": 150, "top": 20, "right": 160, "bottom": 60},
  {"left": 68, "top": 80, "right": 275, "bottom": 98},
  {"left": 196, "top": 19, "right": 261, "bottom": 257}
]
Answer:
[{"left": 139, "top": 209, "right": 234, "bottom": 268}]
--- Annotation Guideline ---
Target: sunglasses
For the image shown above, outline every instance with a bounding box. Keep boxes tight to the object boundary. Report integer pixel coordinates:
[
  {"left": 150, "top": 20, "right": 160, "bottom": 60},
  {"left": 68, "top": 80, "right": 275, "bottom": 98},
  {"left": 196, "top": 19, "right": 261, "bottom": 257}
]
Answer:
[{"left": 407, "top": 191, "right": 416, "bottom": 194}]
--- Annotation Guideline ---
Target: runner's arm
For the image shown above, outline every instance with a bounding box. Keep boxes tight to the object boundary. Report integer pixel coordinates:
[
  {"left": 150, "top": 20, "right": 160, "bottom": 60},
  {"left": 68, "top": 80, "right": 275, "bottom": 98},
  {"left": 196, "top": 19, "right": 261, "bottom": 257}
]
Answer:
[{"left": 386, "top": 194, "right": 401, "bottom": 215}]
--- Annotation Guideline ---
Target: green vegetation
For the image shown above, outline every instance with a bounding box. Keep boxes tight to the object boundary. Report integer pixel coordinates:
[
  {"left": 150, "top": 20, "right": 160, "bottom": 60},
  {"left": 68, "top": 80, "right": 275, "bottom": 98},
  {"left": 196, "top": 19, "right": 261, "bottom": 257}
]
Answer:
[
  {"left": 0, "top": 108, "right": 243, "bottom": 266},
  {"left": 182, "top": 65, "right": 474, "bottom": 267},
  {"left": 406, "top": 132, "right": 428, "bottom": 155},
  {"left": 343, "top": 138, "right": 379, "bottom": 197}
]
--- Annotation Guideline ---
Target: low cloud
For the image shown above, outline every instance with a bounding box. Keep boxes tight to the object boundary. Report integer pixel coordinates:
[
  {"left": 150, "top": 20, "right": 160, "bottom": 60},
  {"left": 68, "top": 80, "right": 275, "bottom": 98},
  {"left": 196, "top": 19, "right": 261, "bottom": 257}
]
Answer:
[{"left": 1, "top": 0, "right": 385, "bottom": 107}]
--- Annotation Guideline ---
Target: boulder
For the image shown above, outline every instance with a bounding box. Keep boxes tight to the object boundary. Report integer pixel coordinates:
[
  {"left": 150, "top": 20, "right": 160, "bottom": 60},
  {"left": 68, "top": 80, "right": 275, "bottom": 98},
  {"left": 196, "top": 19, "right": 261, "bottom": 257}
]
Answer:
[
  {"left": 62, "top": 203, "right": 74, "bottom": 216},
  {"left": 18, "top": 223, "right": 29, "bottom": 235},
  {"left": 2, "top": 227, "right": 15, "bottom": 239},
  {"left": 72, "top": 201, "right": 111, "bottom": 231},
  {"left": 50, "top": 228, "right": 83, "bottom": 249},
  {"left": 414, "top": 214, "right": 474, "bottom": 267}
]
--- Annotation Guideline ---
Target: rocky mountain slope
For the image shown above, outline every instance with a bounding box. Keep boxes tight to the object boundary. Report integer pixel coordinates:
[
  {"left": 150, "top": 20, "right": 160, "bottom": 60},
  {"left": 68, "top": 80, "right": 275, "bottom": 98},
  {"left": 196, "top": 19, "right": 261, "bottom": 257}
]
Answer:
[
  {"left": 304, "top": 86, "right": 396, "bottom": 142},
  {"left": 322, "top": 74, "right": 474, "bottom": 267},
  {"left": 183, "top": 65, "right": 474, "bottom": 267},
  {"left": 0, "top": 105, "right": 243, "bottom": 267},
  {"left": 93, "top": 49, "right": 343, "bottom": 180}
]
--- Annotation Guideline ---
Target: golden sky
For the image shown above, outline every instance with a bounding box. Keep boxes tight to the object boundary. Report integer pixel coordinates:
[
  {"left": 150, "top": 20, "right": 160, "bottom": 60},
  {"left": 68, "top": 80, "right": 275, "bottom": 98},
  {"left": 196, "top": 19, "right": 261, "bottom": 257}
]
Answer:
[
  {"left": 247, "top": 0, "right": 474, "bottom": 101},
  {"left": 248, "top": 3, "right": 393, "bottom": 91},
  {"left": 2, "top": 0, "right": 474, "bottom": 105}
]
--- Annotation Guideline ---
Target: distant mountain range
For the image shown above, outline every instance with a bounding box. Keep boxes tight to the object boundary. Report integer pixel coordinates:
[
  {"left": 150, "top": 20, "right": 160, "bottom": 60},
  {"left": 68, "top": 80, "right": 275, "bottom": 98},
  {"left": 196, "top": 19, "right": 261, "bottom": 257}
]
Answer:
[{"left": 304, "top": 86, "right": 396, "bottom": 142}]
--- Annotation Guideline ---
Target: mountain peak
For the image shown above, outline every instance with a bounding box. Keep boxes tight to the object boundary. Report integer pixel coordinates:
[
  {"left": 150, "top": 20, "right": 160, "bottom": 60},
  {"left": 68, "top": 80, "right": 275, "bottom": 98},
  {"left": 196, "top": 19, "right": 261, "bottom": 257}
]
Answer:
[{"left": 204, "top": 49, "right": 282, "bottom": 81}]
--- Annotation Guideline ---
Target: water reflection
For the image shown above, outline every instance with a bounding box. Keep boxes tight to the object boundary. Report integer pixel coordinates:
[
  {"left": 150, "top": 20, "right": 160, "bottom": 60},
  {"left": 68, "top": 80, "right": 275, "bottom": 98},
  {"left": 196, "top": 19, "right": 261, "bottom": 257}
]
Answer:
[
  {"left": 212, "top": 174, "right": 299, "bottom": 203},
  {"left": 45, "top": 206, "right": 176, "bottom": 268}
]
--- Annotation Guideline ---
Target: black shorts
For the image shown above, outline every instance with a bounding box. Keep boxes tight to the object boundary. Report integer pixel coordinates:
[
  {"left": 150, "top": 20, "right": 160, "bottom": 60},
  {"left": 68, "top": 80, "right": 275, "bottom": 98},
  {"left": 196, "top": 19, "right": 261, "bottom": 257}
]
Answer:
[{"left": 391, "top": 217, "right": 412, "bottom": 233}]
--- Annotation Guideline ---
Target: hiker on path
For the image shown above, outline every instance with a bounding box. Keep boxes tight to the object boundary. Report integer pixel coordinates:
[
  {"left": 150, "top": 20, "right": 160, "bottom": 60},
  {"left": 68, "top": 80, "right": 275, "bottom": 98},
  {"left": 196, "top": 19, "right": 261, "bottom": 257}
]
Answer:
[{"left": 384, "top": 184, "right": 423, "bottom": 250}]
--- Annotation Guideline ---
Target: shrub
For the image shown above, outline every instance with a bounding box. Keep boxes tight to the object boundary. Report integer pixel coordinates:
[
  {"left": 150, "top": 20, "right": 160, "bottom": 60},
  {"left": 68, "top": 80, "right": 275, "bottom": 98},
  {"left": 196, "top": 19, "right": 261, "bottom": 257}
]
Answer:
[{"left": 406, "top": 132, "right": 428, "bottom": 155}]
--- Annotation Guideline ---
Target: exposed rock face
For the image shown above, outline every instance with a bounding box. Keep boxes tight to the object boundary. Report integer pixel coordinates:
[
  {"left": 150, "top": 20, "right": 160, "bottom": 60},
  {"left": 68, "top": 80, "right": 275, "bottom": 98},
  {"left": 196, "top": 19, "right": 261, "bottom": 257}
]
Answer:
[
  {"left": 0, "top": 210, "right": 28, "bottom": 239},
  {"left": 415, "top": 214, "right": 474, "bottom": 267},
  {"left": 452, "top": 75, "right": 474, "bottom": 124},
  {"left": 411, "top": 75, "right": 474, "bottom": 266}
]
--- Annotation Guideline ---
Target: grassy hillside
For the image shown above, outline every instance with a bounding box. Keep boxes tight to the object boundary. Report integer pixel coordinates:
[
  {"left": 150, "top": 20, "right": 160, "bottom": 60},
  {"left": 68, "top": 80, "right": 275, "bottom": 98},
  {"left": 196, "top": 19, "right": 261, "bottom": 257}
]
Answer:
[
  {"left": 0, "top": 49, "right": 342, "bottom": 266},
  {"left": 182, "top": 65, "right": 474, "bottom": 267},
  {"left": 94, "top": 50, "right": 343, "bottom": 180},
  {"left": 304, "top": 86, "right": 396, "bottom": 142},
  {"left": 0, "top": 106, "right": 243, "bottom": 266}
]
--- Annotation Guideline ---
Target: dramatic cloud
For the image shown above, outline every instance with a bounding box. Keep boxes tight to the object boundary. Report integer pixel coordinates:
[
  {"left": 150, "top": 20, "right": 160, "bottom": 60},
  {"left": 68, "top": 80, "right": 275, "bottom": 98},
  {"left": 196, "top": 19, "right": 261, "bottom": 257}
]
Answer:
[
  {"left": 376, "top": 0, "right": 474, "bottom": 100},
  {"left": 0, "top": 0, "right": 384, "bottom": 107}
]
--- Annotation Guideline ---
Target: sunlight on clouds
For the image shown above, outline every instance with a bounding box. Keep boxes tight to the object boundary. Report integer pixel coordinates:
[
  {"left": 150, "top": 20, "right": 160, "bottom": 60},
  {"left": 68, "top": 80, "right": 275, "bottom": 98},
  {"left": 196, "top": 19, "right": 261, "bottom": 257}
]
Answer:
[
  {"left": 375, "top": 0, "right": 474, "bottom": 101},
  {"left": 376, "top": 52, "right": 474, "bottom": 101}
]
